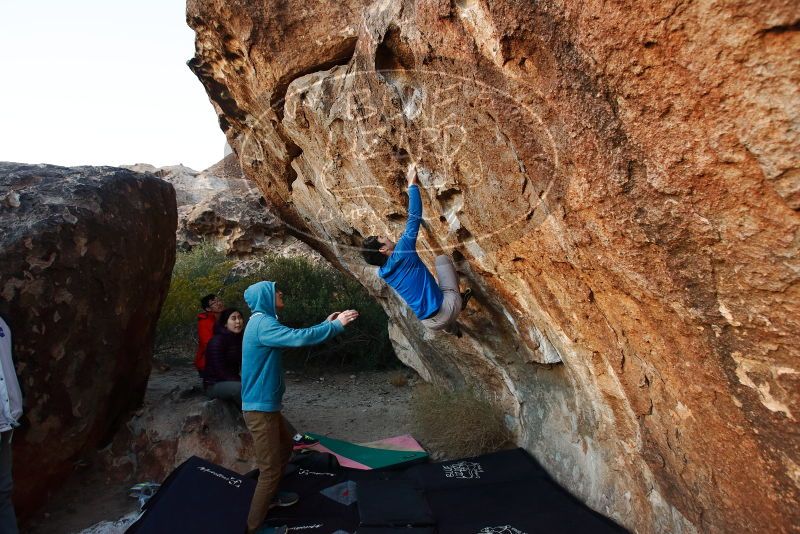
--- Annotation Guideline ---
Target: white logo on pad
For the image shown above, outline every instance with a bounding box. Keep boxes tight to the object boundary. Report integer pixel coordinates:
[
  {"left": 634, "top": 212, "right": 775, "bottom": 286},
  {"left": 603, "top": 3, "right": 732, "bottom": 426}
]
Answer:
[
  {"left": 477, "top": 526, "right": 527, "bottom": 534},
  {"left": 197, "top": 466, "right": 243, "bottom": 488},
  {"left": 298, "top": 468, "right": 336, "bottom": 477},
  {"left": 443, "top": 461, "right": 483, "bottom": 479}
]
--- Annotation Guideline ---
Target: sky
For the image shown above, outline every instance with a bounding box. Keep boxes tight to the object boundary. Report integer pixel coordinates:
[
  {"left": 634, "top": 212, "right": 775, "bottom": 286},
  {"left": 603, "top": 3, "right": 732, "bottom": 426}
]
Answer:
[{"left": 0, "top": 0, "right": 227, "bottom": 171}]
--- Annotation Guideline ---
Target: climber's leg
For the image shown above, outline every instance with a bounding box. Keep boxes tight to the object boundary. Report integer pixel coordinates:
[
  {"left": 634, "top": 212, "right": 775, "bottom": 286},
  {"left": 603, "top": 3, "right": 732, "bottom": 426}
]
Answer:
[
  {"left": 434, "top": 254, "right": 460, "bottom": 293},
  {"left": 421, "top": 255, "right": 462, "bottom": 331}
]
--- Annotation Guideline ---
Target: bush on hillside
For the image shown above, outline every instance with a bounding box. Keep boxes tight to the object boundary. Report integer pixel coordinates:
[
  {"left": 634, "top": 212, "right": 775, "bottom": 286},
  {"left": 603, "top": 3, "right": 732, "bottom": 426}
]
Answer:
[
  {"left": 156, "top": 244, "right": 396, "bottom": 370},
  {"left": 155, "top": 243, "right": 236, "bottom": 351}
]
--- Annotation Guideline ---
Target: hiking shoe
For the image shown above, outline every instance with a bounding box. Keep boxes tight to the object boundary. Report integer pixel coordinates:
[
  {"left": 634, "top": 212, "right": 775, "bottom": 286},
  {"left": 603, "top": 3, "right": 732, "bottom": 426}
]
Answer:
[
  {"left": 292, "top": 433, "right": 319, "bottom": 450},
  {"left": 269, "top": 491, "right": 299, "bottom": 509},
  {"left": 461, "top": 288, "right": 473, "bottom": 309}
]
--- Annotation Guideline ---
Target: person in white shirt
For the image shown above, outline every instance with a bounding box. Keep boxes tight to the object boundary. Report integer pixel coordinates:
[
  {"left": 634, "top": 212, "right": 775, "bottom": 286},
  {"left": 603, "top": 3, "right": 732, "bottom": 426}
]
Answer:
[{"left": 0, "top": 313, "right": 22, "bottom": 534}]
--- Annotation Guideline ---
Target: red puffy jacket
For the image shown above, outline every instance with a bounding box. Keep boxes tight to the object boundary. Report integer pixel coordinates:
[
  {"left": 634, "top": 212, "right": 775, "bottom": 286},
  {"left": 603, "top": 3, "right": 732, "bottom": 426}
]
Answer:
[{"left": 194, "top": 312, "right": 216, "bottom": 372}]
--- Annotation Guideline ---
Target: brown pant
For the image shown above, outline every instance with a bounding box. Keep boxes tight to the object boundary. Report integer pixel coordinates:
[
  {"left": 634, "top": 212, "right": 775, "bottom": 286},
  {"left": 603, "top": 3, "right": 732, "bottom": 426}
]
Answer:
[{"left": 243, "top": 411, "right": 293, "bottom": 533}]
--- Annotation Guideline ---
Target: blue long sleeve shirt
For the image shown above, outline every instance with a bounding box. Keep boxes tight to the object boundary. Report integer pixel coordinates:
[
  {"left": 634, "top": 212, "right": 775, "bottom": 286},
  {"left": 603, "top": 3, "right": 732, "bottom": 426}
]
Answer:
[
  {"left": 241, "top": 281, "right": 344, "bottom": 412},
  {"left": 378, "top": 185, "right": 443, "bottom": 320}
]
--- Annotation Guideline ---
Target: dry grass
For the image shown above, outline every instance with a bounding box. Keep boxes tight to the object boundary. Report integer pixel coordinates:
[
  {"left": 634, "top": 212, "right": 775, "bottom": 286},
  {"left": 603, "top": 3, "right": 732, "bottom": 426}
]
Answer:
[
  {"left": 388, "top": 371, "right": 409, "bottom": 388},
  {"left": 410, "top": 384, "right": 512, "bottom": 459}
]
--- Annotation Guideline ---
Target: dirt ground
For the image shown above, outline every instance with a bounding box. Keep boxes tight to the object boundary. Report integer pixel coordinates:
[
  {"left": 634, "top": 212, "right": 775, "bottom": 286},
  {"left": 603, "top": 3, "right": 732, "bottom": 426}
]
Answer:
[{"left": 23, "top": 363, "right": 418, "bottom": 534}]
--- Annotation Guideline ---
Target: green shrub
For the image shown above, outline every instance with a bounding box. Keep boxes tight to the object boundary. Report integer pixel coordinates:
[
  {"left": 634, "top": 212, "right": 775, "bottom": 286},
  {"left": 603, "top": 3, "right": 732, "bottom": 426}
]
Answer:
[
  {"left": 155, "top": 243, "right": 235, "bottom": 351},
  {"left": 156, "top": 244, "right": 396, "bottom": 370},
  {"left": 410, "top": 384, "right": 512, "bottom": 459}
]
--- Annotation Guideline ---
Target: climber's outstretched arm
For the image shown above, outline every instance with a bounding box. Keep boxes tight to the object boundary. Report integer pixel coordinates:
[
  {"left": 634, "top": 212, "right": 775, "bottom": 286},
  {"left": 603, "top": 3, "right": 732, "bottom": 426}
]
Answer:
[{"left": 395, "top": 168, "right": 422, "bottom": 252}]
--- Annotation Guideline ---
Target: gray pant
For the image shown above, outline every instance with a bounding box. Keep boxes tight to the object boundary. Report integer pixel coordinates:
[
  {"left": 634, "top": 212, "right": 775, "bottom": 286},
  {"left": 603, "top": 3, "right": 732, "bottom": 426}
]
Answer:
[
  {"left": 421, "top": 255, "right": 462, "bottom": 331},
  {"left": 206, "top": 381, "right": 242, "bottom": 408},
  {"left": 0, "top": 431, "right": 18, "bottom": 534}
]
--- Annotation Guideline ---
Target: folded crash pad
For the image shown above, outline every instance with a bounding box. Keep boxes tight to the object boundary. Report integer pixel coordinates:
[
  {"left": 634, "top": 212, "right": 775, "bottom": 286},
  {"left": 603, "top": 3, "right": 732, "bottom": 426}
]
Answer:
[{"left": 303, "top": 433, "right": 428, "bottom": 470}]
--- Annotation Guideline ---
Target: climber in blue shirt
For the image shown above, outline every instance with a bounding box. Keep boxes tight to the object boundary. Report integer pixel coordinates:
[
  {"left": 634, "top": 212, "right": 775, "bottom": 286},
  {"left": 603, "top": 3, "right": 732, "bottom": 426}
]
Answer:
[{"left": 361, "top": 166, "right": 471, "bottom": 334}]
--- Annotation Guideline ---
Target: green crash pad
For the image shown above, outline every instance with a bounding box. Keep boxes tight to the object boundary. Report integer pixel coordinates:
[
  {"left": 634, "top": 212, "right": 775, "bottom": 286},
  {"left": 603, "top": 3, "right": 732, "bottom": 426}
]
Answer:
[{"left": 304, "top": 433, "right": 429, "bottom": 470}]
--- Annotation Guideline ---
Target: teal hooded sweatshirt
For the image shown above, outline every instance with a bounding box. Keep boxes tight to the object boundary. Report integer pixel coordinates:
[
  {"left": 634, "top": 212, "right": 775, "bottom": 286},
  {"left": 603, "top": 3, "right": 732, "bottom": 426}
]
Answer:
[{"left": 242, "top": 281, "right": 344, "bottom": 412}]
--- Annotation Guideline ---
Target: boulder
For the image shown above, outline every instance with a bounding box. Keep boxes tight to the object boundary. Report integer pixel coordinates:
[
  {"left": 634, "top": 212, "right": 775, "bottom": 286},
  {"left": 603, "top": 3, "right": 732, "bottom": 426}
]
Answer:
[
  {"left": 178, "top": 187, "right": 289, "bottom": 257},
  {"left": 187, "top": 1, "right": 800, "bottom": 532},
  {"left": 0, "top": 162, "right": 177, "bottom": 517},
  {"left": 128, "top": 154, "right": 321, "bottom": 258},
  {"left": 121, "top": 163, "right": 210, "bottom": 207},
  {"left": 102, "top": 366, "right": 254, "bottom": 484}
]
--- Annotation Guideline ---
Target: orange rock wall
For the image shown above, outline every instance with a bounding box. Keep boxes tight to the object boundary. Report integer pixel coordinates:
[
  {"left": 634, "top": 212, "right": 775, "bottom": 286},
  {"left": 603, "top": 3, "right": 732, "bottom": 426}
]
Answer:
[{"left": 187, "top": 1, "right": 800, "bottom": 532}]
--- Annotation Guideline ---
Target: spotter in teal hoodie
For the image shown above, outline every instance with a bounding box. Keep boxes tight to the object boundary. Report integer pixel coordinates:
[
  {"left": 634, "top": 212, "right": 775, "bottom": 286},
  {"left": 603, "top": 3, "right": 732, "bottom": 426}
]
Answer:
[{"left": 241, "top": 281, "right": 344, "bottom": 412}]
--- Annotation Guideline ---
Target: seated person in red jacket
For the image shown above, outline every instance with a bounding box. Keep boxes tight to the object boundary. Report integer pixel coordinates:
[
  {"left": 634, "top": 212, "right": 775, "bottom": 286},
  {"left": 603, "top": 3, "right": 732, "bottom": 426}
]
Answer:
[
  {"left": 204, "top": 308, "right": 244, "bottom": 405},
  {"left": 195, "top": 293, "right": 224, "bottom": 374}
]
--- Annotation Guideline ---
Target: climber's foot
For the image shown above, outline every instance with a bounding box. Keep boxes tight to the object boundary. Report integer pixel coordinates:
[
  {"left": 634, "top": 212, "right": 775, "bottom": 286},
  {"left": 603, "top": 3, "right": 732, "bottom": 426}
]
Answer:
[{"left": 461, "top": 288, "right": 473, "bottom": 309}]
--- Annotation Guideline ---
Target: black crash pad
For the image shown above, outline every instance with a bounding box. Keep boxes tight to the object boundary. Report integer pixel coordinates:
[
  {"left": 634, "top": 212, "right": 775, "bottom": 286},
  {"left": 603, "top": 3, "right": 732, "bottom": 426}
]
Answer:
[
  {"left": 401, "top": 448, "right": 550, "bottom": 491},
  {"left": 135, "top": 449, "right": 628, "bottom": 534},
  {"left": 426, "top": 478, "right": 625, "bottom": 534},
  {"left": 357, "top": 479, "right": 435, "bottom": 527},
  {"left": 357, "top": 528, "right": 436, "bottom": 533},
  {"left": 126, "top": 456, "right": 255, "bottom": 534}
]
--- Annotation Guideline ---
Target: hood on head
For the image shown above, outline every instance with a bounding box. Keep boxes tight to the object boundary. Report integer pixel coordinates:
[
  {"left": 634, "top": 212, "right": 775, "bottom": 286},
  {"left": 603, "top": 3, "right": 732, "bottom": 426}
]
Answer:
[{"left": 244, "top": 281, "right": 276, "bottom": 316}]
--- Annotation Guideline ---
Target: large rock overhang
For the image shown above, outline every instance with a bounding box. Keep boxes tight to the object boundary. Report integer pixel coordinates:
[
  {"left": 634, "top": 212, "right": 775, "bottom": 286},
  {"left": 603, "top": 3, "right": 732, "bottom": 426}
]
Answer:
[{"left": 186, "top": 1, "right": 800, "bottom": 532}]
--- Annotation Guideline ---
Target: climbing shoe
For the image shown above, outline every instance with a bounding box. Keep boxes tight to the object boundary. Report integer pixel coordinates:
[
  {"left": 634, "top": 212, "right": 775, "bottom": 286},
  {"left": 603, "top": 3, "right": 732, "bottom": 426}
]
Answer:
[
  {"left": 461, "top": 288, "right": 473, "bottom": 309},
  {"left": 292, "top": 433, "right": 319, "bottom": 450},
  {"left": 269, "top": 491, "right": 300, "bottom": 509}
]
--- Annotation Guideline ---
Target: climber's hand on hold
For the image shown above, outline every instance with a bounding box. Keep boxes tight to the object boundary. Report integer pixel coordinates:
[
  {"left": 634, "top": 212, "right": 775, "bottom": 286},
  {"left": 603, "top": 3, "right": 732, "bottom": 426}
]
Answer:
[
  {"left": 335, "top": 309, "right": 359, "bottom": 327},
  {"left": 326, "top": 312, "right": 341, "bottom": 322},
  {"left": 406, "top": 164, "right": 419, "bottom": 188}
]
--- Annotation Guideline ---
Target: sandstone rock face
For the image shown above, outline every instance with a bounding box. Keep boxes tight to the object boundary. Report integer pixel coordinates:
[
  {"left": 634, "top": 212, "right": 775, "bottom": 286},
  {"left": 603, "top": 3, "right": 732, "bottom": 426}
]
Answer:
[
  {"left": 122, "top": 163, "right": 222, "bottom": 207},
  {"left": 0, "top": 163, "right": 177, "bottom": 517},
  {"left": 187, "top": 1, "right": 800, "bottom": 532},
  {"left": 128, "top": 155, "right": 320, "bottom": 258}
]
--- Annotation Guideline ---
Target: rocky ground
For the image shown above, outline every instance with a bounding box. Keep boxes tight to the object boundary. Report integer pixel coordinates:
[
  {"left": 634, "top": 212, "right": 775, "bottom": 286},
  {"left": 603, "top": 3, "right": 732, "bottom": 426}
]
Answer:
[{"left": 25, "top": 361, "right": 416, "bottom": 534}]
